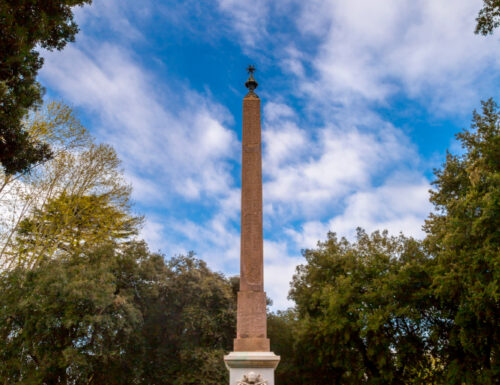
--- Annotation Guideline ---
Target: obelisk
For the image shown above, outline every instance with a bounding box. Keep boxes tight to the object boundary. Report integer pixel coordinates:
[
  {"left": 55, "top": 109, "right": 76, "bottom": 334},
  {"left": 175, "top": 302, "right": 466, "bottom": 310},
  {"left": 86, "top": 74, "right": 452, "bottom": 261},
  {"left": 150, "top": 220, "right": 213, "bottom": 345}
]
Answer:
[{"left": 224, "top": 66, "right": 280, "bottom": 385}]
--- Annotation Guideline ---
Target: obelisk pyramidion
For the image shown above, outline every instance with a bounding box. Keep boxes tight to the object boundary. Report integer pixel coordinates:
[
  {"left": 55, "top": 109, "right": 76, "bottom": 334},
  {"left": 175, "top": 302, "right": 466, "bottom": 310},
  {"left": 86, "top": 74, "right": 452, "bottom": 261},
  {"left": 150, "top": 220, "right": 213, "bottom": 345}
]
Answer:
[{"left": 224, "top": 67, "right": 280, "bottom": 385}]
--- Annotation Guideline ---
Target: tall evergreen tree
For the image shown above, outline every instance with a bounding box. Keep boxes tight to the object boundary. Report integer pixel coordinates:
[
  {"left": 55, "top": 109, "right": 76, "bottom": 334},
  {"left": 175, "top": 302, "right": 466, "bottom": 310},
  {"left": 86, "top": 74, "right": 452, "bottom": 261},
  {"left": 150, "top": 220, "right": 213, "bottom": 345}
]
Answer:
[{"left": 424, "top": 98, "right": 500, "bottom": 383}]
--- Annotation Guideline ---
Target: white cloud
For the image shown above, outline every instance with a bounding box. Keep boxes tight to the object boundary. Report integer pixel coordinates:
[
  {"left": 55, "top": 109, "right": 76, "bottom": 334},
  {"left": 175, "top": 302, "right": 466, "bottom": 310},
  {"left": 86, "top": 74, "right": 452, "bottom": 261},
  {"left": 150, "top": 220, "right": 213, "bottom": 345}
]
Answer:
[
  {"left": 216, "top": 0, "right": 270, "bottom": 47},
  {"left": 140, "top": 217, "right": 168, "bottom": 253},
  {"left": 264, "top": 102, "right": 296, "bottom": 122},
  {"left": 40, "top": 42, "right": 239, "bottom": 204},
  {"left": 170, "top": 212, "right": 240, "bottom": 272},
  {"left": 263, "top": 113, "right": 415, "bottom": 218},
  {"left": 125, "top": 172, "right": 163, "bottom": 203},
  {"left": 264, "top": 240, "right": 302, "bottom": 309},
  {"left": 73, "top": 0, "right": 145, "bottom": 41},
  {"left": 329, "top": 177, "right": 431, "bottom": 238},
  {"left": 294, "top": 0, "right": 500, "bottom": 110},
  {"left": 263, "top": 123, "right": 307, "bottom": 173},
  {"left": 287, "top": 177, "right": 431, "bottom": 250}
]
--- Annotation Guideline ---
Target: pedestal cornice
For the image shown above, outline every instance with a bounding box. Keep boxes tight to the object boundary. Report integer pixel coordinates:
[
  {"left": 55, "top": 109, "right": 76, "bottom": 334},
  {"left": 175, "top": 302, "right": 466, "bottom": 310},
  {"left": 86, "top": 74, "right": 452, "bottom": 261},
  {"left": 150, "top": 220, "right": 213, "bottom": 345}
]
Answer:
[{"left": 224, "top": 352, "right": 280, "bottom": 369}]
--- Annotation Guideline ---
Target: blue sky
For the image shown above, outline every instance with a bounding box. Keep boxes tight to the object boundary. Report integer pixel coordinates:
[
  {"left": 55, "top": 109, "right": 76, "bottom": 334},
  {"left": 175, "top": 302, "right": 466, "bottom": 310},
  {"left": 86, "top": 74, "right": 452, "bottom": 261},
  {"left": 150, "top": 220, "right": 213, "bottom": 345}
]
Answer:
[{"left": 39, "top": 0, "right": 500, "bottom": 309}]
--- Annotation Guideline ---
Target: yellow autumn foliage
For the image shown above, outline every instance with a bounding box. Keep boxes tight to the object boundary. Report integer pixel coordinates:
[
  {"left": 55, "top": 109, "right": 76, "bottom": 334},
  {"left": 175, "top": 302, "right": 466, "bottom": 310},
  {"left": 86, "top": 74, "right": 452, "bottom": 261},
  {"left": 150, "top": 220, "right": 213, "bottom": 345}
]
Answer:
[{"left": 0, "top": 101, "right": 142, "bottom": 269}]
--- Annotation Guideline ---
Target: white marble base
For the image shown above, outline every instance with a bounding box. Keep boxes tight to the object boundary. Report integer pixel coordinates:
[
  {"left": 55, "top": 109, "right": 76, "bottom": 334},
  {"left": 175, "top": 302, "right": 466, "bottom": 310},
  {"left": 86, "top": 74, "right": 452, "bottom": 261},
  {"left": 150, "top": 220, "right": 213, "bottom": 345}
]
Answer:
[{"left": 224, "top": 352, "right": 280, "bottom": 385}]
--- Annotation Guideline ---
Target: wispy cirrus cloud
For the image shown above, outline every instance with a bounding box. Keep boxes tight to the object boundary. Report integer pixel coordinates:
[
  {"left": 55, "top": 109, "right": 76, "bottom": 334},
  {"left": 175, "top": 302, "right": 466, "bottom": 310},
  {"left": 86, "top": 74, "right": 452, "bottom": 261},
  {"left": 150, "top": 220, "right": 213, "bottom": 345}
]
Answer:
[
  {"left": 294, "top": 0, "right": 500, "bottom": 112},
  {"left": 39, "top": 35, "right": 242, "bottom": 275},
  {"left": 41, "top": 42, "right": 238, "bottom": 203},
  {"left": 216, "top": 0, "right": 271, "bottom": 47}
]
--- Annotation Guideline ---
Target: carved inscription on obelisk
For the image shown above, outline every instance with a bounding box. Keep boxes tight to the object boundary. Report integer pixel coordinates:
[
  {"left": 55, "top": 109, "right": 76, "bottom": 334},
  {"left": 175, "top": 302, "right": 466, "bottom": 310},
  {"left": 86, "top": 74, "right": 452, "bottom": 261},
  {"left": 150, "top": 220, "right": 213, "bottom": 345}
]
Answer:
[{"left": 234, "top": 66, "right": 270, "bottom": 352}]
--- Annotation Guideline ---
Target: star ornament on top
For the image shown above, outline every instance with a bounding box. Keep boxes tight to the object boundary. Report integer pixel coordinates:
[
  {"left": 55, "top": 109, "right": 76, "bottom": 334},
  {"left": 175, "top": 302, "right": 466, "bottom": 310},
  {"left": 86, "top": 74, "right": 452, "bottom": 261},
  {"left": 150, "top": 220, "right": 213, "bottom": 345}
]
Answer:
[{"left": 245, "top": 65, "right": 258, "bottom": 93}]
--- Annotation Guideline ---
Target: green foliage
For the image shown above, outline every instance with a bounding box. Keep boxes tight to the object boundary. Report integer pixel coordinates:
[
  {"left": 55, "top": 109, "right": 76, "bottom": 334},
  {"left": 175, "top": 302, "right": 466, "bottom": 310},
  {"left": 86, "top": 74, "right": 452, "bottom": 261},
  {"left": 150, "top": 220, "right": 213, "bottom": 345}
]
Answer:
[
  {"left": 0, "top": 243, "right": 146, "bottom": 384},
  {"left": 424, "top": 98, "right": 500, "bottom": 383},
  {"left": 15, "top": 192, "right": 142, "bottom": 267},
  {"left": 289, "top": 230, "right": 436, "bottom": 384},
  {"left": 476, "top": 0, "right": 500, "bottom": 35},
  {"left": 0, "top": 0, "right": 91, "bottom": 174},
  {"left": 0, "top": 101, "right": 91, "bottom": 267},
  {"left": 268, "top": 310, "right": 301, "bottom": 385},
  {"left": 142, "top": 254, "right": 236, "bottom": 385},
  {"left": 0, "top": 103, "right": 140, "bottom": 269},
  {"left": 0, "top": 244, "right": 236, "bottom": 384},
  {"left": 284, "top": 99, "right": 500, "bottom": 384}
]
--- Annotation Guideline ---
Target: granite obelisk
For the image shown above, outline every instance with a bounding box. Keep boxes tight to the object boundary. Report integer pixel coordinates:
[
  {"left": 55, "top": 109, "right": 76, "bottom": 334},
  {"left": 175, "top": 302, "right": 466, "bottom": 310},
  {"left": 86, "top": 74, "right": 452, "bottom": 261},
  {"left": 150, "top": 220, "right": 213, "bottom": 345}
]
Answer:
[{"left": 224, "top": 67, "right": 280, "bottom": 385}]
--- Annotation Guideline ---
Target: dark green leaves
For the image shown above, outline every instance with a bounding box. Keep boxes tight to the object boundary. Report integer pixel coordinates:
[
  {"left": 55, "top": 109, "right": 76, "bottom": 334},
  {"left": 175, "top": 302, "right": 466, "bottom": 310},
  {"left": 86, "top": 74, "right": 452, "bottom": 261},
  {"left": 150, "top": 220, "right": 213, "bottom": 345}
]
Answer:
[
  {"left": 0, "top": 245, "right": 236, "bottom": 384},
  {"left": 0, "top": 0, "right": 91, "bottom": 174},
  {"left": 283, "top": 99, "right": 499, "bottom": 384},
  {"left": 288, "top": 230, "right": 435, "bottom": 384},
  {"left": 424, "top": 98, "right": 500, "bottom": 383}
]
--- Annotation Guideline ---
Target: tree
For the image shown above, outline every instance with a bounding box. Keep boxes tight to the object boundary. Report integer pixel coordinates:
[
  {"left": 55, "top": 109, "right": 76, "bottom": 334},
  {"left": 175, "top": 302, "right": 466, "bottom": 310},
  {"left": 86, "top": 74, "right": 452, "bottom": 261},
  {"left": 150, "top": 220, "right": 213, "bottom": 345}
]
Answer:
[
  {"left": 285, "top": 99, "right": 500, "bottom": 384},
  {"left": 15, "top": 192, "right": 141, "bottom": 268},
  {"left": 0, "top": 101, "right": 90, "bottom": 194},
  {"left": 0, "top": 102, "right": 140, "bottom": 269},
  {"left": 0, "top": 0, "right": 91, "bottom": 174},
  {"left": 268, "top": 309, "right": 301, "bottom": 385},
  {"left": 1, "top": 142, "right": 140, "bottom": 268},
  {"left": 423, "top": 98, "right": 500, "bottom": 383},
  {"left": 141, "top": 254, "right": 236, "bottom": 385},
  {"left": 0, "top": 244, "right": 237, "bottom": 384},
  {"left": 476, "top": 0, "right": 500, "bottom": 35},
  {"left": 289, "top": 230, "right": 438, "bottom": 385},
  {"left": 0, "top": 243, "right": 146, "bottom": 384}
]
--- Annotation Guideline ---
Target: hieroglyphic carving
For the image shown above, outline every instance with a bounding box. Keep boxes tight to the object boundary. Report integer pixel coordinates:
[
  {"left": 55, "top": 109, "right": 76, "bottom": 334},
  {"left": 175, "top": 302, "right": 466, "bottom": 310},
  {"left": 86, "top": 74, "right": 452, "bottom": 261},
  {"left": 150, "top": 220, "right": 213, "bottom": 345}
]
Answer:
[{"left": 237, "top": 372, "right": 267, "bottom": 385}]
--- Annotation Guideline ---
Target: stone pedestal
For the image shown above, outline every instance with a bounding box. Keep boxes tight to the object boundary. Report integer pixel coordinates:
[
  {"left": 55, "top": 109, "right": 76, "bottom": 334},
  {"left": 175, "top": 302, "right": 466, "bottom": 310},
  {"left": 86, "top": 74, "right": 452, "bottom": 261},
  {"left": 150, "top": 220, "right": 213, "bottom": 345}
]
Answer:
[{"left": 224, "top": 352, "right": 280, "bottom": 385}]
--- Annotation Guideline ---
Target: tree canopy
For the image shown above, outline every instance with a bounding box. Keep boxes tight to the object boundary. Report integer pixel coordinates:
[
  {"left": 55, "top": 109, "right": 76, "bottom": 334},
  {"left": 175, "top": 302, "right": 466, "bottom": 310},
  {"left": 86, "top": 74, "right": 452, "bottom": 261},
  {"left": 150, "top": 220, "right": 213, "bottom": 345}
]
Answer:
[
  {"left": 0, "top": 0, "right": 91, "bottom": 174},
  {"left": 288, "top": 230, "right": 436, "bottom": 385},
  {"left": 0, "top": 102, "right": 140, "bottom": 270},
  {"left": 476, "top": 0, "right": 500, "bottom": 35},
  {"left": 0, "top": 244, "right": 236, "bottom": 385},
  {"left": 15, "top": 192, "right": 142, "bottom": 267},
  {"left": 280, "top": 98, "right": 500, "bottom": 384},
  {"left": 423, "top": 98, "right": 500, "bottom": 383}
]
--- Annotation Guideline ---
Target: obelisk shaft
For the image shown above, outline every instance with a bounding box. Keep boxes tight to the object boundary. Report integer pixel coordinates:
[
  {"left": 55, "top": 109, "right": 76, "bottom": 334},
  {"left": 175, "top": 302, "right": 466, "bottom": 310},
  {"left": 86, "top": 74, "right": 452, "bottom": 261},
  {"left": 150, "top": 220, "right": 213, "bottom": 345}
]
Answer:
[
  {"left": 234, "top": 88, "right": 270, "bottom": 352},
  {"left": 240, "top": 93, "right": 263, "bottom": 293},
  {"left": 224, "top": 69, "right": 279, "bottom": 385}
]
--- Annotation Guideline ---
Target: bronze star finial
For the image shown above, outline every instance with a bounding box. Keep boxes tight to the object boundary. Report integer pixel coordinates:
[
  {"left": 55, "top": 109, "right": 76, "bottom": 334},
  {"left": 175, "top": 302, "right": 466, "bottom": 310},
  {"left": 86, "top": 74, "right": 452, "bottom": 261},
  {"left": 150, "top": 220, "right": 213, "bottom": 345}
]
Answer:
[{"left": 245, "top": 65, "right": 258, "bottom": 94}]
